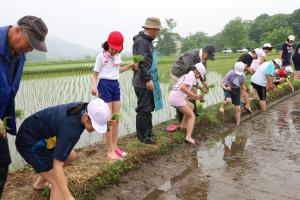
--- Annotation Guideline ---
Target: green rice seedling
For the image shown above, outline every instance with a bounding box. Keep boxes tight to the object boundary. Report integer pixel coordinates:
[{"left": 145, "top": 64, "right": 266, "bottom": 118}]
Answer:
[
  {"left": 132, "top": 55, "right": 144, "bottom": 63},
  {"left": 0, "top": 118, "right": 8, "bottom": 137},
  {"left": 15, "top": 109, "right": 24, "bottom": 119},
  {"left": 196, "top": 101, "right": 204, "bottom": 115},
  {"left": 42, "top": 186, "right": 51, "bottom": 198},
  {"left": 111, "top": 113, "right": 121, "bottom": 120}
]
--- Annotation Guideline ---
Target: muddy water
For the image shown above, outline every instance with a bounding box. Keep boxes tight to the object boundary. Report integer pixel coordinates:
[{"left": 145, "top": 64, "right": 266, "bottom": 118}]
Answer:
[{"left": 96, "top": 93, "right": 300, "bottom": 200}]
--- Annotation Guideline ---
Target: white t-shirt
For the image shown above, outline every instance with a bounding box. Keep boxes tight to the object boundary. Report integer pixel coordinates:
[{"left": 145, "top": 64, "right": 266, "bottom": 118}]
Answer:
[
  {"left": 251, "top": 61, "right": 275, "bottom": 87},
  {"left": 93, "top": 51, "right": 122, "bottom": 80}
]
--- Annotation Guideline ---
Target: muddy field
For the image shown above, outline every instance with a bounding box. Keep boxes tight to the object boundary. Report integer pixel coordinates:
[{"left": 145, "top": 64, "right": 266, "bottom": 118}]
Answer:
[{"left": 96, "top": 94, "right": 300, "bottom": 200}]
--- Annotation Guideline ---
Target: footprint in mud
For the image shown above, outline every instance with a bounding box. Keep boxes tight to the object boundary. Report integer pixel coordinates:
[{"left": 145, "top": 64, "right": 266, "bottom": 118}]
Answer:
[
  {"left": 287, "top": 153, "right": 300, "bottom": 164},
  {"left": 290, "top": 110, "right": 300, "bottom": 116}
]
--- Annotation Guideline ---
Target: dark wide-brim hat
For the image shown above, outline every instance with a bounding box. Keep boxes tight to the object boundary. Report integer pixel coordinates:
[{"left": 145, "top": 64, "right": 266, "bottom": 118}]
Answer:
[
  {"left": 18, "top": 16, "right": 48, "bottom": 52},
  {"left": 142, "top": 17, "right": 162, "bottom": 29}
]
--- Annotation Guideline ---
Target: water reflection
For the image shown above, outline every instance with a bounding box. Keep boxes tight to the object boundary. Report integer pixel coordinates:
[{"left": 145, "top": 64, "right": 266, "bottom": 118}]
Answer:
[
  {"left": 143, "top": 151, "right": 199, "bottom": 200},
  {"left": 223, "top": 134, "right": 248, "bottom": 162}
]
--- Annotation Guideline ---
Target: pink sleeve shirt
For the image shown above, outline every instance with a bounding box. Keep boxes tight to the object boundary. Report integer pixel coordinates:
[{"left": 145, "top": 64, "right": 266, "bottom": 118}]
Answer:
[{"left": 168, "top": 71, "right": 196, "bottom": 107}]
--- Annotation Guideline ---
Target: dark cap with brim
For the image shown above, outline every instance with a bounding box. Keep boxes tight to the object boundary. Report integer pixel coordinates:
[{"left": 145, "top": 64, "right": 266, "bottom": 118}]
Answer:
[
  {"left": 26, "top": 29, "right": 47, "bottom": 52},
  {"left": 18, "top": 16, "right": 48, "bottom": 52},
  {"left": 203, "top": 44, "right": 216, "bottom": 60},
  {"left": 208, "top": 53, "right": 215, "bottom": 60}
]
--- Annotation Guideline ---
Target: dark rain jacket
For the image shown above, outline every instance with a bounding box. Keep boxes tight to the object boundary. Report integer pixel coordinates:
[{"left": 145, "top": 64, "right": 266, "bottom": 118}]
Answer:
[
  {"left": 171, "top": 49, "right": 207, "bottom": 81},
  {"left": 132, "top": 31, "right": 154, "bottom": 88}
]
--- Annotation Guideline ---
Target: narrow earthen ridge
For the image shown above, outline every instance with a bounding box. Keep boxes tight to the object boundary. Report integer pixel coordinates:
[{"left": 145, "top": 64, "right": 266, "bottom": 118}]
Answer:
[{"left": 3, "top": 81, "right": 300, "bottom": 200}]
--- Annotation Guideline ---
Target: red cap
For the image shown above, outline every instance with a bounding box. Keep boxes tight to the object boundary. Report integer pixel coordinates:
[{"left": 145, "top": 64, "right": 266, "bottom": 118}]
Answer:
[{"left": 107, "top": 31, "right": 124, "bottom": 51}]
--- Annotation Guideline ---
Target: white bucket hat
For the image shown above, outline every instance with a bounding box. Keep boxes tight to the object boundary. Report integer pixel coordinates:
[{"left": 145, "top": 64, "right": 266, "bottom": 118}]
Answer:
[
  {"left": 273, "top": 58, "right": 282, "bottom": 67},
  {"left": 234, "top": 62, "right": 245, "bottom": 76},
  {"left": 195, "top": 62, "right": 206, "bottom": 79},
  {"left": 285, "top": 66, "right": 293, "bottom": 73},
  {"left": 87, "top": 98, "right": 111, "bottom": 133},
  {"left": 263, "top": 43, "right": 272, "bottom": 48},
  {"left": 254, "top": 48, "right": 265, "bottom": 58},
  {"left": 288, "top": 35, "right": 295, "bottom": 41}
]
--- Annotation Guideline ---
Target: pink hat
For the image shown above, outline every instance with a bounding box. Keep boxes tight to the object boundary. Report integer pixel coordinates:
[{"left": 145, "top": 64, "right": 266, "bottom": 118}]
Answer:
[{"left": 87, "top": 98, "right": 111, "bottom": 133}]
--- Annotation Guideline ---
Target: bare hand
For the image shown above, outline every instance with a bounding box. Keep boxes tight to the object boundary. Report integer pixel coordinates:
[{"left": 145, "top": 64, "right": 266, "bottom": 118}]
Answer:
[
  {"left": 108, "top": 119, "right": 117, "bottom": 126},
  {"left": 225, "top": 86, "right": 231, "bottom": 91},
  {"left": 146, "top": 80, "right": 154, "bottom": 91},
  {"left": 90, "top": 87, "right": 97, "bottom": 96},
  {"left": 0, "top": 119, "right": 6, "bottom": 137},
  {"left": 106, "top": 119, "right": 117, "bottom": 132},
  {"left": 194, "top": 94, "right": 204, "bottom": 102},
  {"left": 268, "top": 85, "right": 275, "bottom": 92},
  {"left": 131, "top": 63, "right": 139, "bottom": 71},
  {"left": 203, "top": 81, "right": 209, "bottom": 89}
]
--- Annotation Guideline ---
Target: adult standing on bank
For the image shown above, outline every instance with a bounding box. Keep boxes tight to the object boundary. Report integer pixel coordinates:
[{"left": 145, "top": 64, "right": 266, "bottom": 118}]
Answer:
[
  {"left": 132, "top": 17, "right": 162, "bottom": 144},
  {"left": 0, "top": 16, "right": 48, "bottom": 197},
  {"left": 279, "top": 35, "right": 295, "bottom": 68}
]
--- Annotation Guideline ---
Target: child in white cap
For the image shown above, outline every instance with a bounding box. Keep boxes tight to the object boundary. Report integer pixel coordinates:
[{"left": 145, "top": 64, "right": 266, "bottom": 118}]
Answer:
[
  {"left": 251, "top": 59, "right": 282, "bottom": 111},
  {"left": 279, "top": 35, "right": 295, "bottom": 67},
  {"left": 168, "top": 63, "right": 206, "bottom": 144},
  {"left": 220, "top": 62, "right": 246, "bottom": 125},
  {"left": 15, "top": 99, "right": 111, "bottom": 200}
]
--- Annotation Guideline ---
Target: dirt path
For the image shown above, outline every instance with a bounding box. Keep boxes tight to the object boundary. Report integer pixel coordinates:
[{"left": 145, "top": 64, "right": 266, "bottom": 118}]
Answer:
[{"left": 96, "top": 94, "right": 300, "bottom": 200}]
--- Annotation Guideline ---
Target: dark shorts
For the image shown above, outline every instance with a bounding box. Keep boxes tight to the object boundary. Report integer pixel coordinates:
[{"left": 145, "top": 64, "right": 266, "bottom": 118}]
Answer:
[
  {"left": 292, "top": 57, "right": 300, "bottom": 71},
  {"left": 224, "top": 88, "right": 241, "bottom": 105},
  {"left": 16, "top": 120, "right": 54, "bottom": 173},
  {"left": 251, "top": 82, "right": 266, "bottom": 101},
  {"left": 295, "top": 65, "right": 300, "bottom": 71},
  {"left": 98, "top": 79, "right": 120, "bottom": 103}
]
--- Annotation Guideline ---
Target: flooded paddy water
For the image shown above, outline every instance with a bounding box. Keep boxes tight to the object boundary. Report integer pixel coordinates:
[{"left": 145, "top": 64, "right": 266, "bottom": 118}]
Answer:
[
  {"left": 96, "top": 93, "right": 300, "bottom": 200},
  {"left": 8, "top": 71, "right": 223, "bottom": 170}
]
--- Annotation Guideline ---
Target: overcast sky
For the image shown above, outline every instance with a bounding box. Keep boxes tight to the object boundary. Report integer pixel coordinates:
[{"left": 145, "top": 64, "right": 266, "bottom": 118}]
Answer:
[{"left": 1, "top": 0, "right": 300, "bottom": 51}]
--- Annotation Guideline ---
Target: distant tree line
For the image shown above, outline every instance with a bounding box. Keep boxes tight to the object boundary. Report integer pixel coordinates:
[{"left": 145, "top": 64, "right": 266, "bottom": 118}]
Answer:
[{"left": 156, "top": 8, "right": 300, "bottom": 55}]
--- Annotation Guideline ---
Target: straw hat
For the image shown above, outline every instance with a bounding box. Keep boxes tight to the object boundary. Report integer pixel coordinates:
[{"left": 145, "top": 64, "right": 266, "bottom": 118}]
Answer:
[{"left": 142, "top": 17, "right": 162, "bottom": 29}]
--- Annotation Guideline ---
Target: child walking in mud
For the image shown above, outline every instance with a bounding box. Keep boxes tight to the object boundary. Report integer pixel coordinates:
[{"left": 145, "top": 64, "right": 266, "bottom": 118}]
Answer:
[
  {"left": 15, "top": 99, "right": 111, "bottom": 200},
  {"left": 168, "top": 63, "right": 206, "bottom": 144},
  {"left": 91, "top": 31, "right": 137, "bottom": 161},
  {"left": 219, "top": 62, "right": 246, "bottom": 125}
]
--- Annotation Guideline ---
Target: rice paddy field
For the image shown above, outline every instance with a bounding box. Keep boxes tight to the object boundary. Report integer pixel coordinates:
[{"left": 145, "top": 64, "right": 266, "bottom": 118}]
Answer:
[{"left": 8, "top": 52, "right": 278, "bottom": 170}]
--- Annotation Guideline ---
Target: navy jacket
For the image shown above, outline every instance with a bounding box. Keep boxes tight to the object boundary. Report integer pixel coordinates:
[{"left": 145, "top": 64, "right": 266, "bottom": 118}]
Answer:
[
  {"left": 0, "top": 26, "right": 26, "bottom": 165},
  {"left": 0, "top": 26, "right": 26, "bottom": 135}
]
